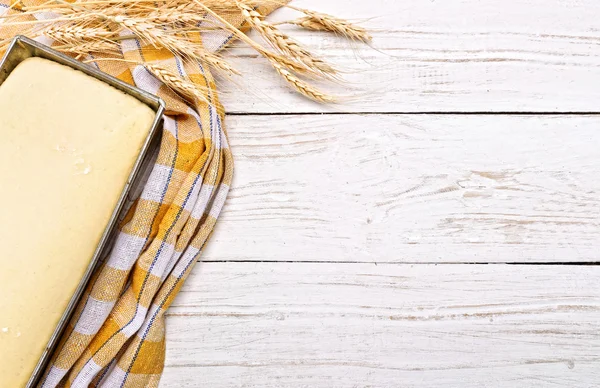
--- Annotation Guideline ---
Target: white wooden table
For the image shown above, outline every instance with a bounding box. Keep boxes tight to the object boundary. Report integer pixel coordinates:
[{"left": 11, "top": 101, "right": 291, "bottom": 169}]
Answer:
[{"left": 162, "top": 1, "right": 600, "bottom": 386}]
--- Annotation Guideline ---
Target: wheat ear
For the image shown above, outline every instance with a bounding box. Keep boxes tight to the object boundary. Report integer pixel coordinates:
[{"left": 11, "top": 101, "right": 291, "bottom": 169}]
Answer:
[
  {"left": 44, "top": 24, "right": 116, "bottom": 43},
  {"left": 83, "top": 58, "right": 214, "bottom": 105},
  {"left": 103, "top": 14, "right": 238, "bottom": 75},
  {"left": 192, "top": 0, "right": 313, "bottom": 75},
  {"left": 236, "top": 1, "right": 336, "bottom": 76},
  {"left": 268, "top": 59, "right": 334, "bottom": 103},
  {"left": 146, "top": 3, "right": 208, "bottom": 25},
  {"left": 144, "top": 63, "right": 212, "bottom": 104},
  {"left": 203, "top": 52, "right": 241, "bottom": 76},
  {"left": 55, "top": 40, "right": 120, "bottom": 54},
  {"left": 286, "top": 10, "right": 372, "bottom": 43},
  {"left": 192, "top": 0, "right": 332, "bottom": 100}
]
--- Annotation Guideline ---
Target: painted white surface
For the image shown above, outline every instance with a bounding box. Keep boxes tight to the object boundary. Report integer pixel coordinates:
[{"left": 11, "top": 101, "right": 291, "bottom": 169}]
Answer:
[
  {"left": 200, "top": 114, "right": 600, "bottom": 264},
  {"left": 162, "top": 0, "right": 599, "bottom": 386},
  {"left": 162, "top": 263, "right": 600, "bottom": 387}
]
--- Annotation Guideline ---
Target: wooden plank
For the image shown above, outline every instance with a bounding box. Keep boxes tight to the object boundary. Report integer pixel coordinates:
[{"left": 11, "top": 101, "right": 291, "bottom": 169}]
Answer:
[
  {"left": 202, "top": 114, "right": 600, "bottom": 263},
  {"left": 162, "top": 263, "right": 600, "bottom": 387},
  {"left": 217, "top": 0, "right": 600, "bottom": 113}
]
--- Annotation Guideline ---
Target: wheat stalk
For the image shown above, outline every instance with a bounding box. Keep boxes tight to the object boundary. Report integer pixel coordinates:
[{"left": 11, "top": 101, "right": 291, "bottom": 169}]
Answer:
[
  {"left": 192, "top": 0, "right": 311, "bottom": 74},
  {"left": 23, "top": 0, "right": 263, "bottom": 12},
  {"left": 106, "top": 14, "right": 174, "bottom": 47},
  {"left": 0, "top": 0, "right": 371, "bottom": 103},
  {"left": 285, "top": 9, "right": 372, "bottom": 43},
  {"left": 268, "top": 58, "right": 334, "bottom": 103},
  {"left": 102, "top": 14, "right": 239, "bottom": 75},
  {"left": 44, "top": 24, "right": 116, "bottom": 43},
  {"left": 144, "top": 63, "right": 211, "bottom": 104},
  {"left": 145, "top": 3, "right": 207, "bottom": 25},
  {"left": 192, "top": 0, "right": 337, "bottom": 100},
  {"left": 85, "top": 57, "right": 217, "bottom": 106},
  {"left": 236, "top": 1, "right": 336, "bottom": 76},
  {"left": 55, "top": 40, "right": 120, "bottom": 55},
  {"left": 203, "top": 52, "right": 241, "bottom": 76}
]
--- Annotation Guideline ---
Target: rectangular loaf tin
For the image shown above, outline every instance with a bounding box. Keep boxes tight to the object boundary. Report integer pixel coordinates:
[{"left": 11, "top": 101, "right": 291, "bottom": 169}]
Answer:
[{"left": 0, "top": 35, "right": 165, "bottom": 388}]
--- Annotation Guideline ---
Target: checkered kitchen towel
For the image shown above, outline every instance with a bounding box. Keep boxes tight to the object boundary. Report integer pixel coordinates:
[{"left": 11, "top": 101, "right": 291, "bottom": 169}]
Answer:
[{"left": 0, "top": 0, "right": 284, "bottom": 387}]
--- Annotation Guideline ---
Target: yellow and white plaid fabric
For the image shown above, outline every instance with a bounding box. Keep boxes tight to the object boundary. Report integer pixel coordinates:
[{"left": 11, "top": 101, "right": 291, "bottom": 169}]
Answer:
[{"left": 0, "top": 1, "right": 283, "bottom": 387}]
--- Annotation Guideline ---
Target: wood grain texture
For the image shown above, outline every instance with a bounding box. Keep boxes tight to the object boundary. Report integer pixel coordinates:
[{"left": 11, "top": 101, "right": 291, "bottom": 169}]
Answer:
[
  {"left": 162, "top": 263, "right": 600, "bottom": 387},
  {"left": 200, "top": 114, "right": 600, "bottom": 263},
  {"left": 162, "top": 1, "right": 600, "bottom": 386},
  {"left": 217, "top": 0, "right": 600, "bottom": 113}
]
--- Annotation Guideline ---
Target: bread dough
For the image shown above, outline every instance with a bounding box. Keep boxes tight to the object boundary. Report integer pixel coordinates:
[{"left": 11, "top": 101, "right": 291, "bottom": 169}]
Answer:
[{"left": 0, "top": 57, "right": 155, "bottom": 387}]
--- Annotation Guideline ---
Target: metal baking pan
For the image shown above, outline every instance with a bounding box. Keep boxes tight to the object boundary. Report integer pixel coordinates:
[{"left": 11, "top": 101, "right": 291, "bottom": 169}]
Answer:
[{"left": 0, "top": 35, "right": 165, "bottom": 388}]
